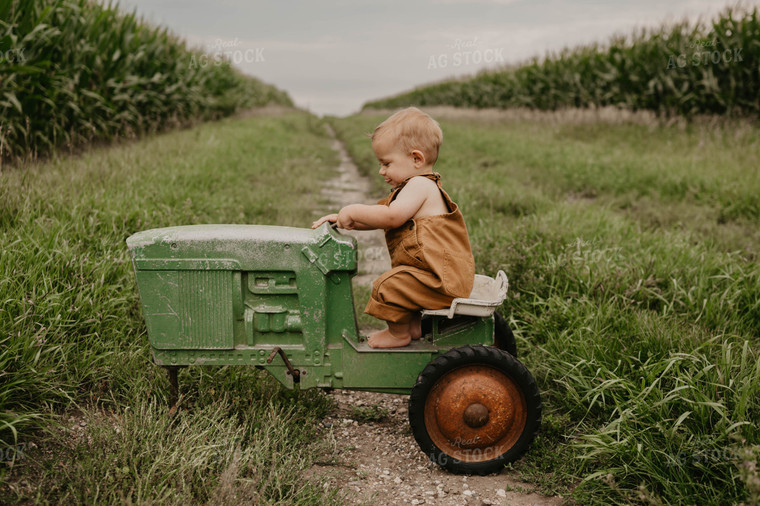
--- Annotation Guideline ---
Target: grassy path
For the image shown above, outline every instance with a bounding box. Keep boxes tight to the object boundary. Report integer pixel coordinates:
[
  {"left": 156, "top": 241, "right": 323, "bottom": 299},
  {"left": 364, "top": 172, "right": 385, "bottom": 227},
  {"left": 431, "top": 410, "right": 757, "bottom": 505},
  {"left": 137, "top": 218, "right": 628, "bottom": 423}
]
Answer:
[
  {"left": 329, "top": 108, "right": 760, "bottom": 505},
  {"left": 1, "top": 109, "right": 344, "bottom": 504},
  {"left": 3, "top": 105, "right": 759, "bottom": 504}
]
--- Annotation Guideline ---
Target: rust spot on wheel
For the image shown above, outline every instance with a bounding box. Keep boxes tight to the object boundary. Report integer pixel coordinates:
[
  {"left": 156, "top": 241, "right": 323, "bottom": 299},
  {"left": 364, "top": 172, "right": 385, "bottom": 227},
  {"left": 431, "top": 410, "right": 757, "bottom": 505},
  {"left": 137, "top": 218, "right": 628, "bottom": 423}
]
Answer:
[{"left": 423, "top": 364, "right": 527, "bottom": 462}]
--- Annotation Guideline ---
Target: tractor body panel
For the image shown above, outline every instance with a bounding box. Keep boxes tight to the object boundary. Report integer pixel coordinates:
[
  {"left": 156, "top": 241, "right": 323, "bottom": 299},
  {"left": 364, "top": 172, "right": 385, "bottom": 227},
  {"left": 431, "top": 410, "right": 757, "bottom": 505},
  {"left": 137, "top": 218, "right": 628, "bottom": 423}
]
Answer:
[{"left": 127, "top": 224, "right": 495, "bottom": 394}]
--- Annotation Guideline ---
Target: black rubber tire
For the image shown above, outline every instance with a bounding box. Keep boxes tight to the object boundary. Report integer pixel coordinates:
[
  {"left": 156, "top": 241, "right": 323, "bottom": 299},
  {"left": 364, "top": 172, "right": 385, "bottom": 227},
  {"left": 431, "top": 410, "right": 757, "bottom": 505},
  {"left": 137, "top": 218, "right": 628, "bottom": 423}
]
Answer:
[
  {"left": 494, "top": 312, "right": 517, "bottom": 357},
  {"left": 409, "top": 345, "right": 541, "bottom": 475}
]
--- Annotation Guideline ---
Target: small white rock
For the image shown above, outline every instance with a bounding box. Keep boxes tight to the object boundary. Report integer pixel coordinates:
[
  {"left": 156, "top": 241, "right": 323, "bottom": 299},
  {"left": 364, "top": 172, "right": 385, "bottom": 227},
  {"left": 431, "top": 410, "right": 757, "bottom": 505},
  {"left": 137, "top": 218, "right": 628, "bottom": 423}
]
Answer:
[
  {"left": 496, "top": 489, "right": 507, "bottom": 498},
  {"left": 463, "top": 490, "right": 473, "bottom": 496}
]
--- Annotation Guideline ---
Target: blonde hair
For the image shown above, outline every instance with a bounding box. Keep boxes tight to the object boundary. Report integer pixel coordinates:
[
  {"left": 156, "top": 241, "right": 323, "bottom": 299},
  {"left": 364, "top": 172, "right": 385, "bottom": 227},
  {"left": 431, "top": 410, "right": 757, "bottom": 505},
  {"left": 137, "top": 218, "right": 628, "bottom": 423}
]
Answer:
[{"left": 372, "top": 107, "right": 443, "bottom": 165}]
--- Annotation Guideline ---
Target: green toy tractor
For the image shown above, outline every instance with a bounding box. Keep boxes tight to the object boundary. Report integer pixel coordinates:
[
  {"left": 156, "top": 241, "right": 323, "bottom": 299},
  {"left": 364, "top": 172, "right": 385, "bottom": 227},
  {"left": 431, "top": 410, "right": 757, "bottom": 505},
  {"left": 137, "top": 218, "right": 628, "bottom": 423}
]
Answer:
[{"left": 126, "top": 223, "right": 541, "bottom": 475}]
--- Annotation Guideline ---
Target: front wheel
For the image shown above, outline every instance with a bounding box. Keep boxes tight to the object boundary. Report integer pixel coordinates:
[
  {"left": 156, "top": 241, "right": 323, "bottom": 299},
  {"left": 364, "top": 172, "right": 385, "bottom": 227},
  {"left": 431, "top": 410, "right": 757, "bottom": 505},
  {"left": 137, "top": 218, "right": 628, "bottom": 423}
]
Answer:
[{"left": 409, "top": 345, "right": 541, "bottom": 475}]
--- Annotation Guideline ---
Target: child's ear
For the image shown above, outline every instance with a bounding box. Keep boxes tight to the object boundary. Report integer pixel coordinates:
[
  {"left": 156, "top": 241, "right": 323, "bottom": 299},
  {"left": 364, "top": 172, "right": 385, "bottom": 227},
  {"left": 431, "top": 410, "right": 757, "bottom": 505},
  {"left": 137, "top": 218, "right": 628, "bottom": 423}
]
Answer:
[{"left": 411, "top": 149, "right": 426, "bottom": 167}]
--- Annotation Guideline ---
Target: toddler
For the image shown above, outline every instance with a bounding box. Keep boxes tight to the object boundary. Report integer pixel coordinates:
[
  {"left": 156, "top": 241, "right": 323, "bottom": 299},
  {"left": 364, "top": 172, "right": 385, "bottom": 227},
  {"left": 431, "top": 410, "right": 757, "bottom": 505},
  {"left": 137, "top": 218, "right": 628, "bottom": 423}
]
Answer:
[{"left": 313, "top": 107, "right": 474, "bottom": 348}]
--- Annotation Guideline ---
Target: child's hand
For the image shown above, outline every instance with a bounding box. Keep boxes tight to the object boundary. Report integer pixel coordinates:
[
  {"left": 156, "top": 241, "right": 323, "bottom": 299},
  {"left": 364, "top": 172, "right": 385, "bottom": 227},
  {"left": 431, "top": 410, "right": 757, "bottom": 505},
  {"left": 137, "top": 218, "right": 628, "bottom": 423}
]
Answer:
[{"left": 312, "top": 213, "right": 338, "bottom": 229}]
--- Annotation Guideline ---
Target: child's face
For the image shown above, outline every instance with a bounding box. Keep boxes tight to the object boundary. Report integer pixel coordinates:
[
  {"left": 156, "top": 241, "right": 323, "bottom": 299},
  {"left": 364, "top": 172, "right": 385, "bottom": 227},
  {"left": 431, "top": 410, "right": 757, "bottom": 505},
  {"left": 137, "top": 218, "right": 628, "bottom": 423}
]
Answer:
[{"left": 372, "top": 135, "right": 423, "bottom": 187}]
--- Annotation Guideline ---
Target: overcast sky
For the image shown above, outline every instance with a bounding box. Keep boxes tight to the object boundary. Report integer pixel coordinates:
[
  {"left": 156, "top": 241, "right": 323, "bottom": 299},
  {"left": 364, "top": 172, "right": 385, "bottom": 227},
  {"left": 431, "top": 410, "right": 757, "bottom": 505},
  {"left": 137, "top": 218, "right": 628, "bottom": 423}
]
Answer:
[{"left": 118, "top": 0, "right": 754, "bottom": 116}]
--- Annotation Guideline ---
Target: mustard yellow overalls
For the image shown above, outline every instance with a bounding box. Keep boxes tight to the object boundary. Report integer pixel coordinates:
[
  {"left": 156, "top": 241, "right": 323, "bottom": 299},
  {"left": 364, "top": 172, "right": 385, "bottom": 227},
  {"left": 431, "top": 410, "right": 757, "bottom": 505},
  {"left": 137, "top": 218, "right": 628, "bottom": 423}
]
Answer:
[{"left": 365, "top": 173, "right": 475, "bottom": 324}]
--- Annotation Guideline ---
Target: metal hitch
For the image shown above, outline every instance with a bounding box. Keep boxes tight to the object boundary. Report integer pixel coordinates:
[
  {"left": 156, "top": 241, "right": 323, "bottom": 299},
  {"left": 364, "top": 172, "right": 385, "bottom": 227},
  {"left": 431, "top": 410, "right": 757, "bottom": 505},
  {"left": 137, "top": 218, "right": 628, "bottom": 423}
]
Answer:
[{"left": 267, "top": 347, "right": 301, "bottom": 384}]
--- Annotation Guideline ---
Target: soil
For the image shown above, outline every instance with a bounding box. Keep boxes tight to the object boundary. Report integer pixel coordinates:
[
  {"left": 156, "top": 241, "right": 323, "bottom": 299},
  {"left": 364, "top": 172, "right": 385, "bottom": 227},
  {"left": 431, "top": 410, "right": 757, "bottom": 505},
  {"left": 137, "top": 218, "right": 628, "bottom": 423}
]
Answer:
[{"left": 307, "top": 127, "right": 563, "bottom": 505}]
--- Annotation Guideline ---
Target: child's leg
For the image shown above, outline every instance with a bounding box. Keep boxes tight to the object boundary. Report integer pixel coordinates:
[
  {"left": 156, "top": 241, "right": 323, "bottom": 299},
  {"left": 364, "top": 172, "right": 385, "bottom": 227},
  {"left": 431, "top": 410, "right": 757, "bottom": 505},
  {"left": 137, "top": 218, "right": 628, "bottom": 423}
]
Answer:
[
  {"left": 364, "top": 266, "right": 451, "bottom": 347},
  {"left": 365, "top": 267, "right": 452, "bottom": 319},
  {"left": 410, "top": 312, "right": 422, "bottom": 340}
]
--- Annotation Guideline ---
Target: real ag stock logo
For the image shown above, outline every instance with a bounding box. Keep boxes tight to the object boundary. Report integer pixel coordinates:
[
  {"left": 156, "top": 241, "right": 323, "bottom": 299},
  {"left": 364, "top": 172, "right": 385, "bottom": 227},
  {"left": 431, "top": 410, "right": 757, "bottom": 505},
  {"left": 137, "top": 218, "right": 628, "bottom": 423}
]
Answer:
[
  {"left": 666, "top": 37, "right": 743, "bottom": 70},
  {"left": 189, "top": 37, "right": 265, "bottom": 69},
  {"left": 428, "top": 38, "right": 505, "bottom": 70}
]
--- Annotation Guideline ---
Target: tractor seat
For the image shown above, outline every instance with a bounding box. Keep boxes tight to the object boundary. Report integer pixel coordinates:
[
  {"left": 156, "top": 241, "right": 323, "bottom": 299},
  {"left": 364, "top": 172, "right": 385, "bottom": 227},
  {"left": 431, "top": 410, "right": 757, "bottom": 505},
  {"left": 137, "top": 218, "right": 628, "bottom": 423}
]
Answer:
[{"left": 421, "top": 270, "right": 508, "bottom": 319}]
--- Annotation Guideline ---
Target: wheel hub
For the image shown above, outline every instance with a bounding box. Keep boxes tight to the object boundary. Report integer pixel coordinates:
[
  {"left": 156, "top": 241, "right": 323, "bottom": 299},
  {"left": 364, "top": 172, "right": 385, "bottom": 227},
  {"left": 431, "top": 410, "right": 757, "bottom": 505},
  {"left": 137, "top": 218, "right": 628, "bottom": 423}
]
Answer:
[
  {"left": 463, "top": 403, "right": 489, "bottom": 428},
  {"left": 424, "top": 364, "right": 527, "bottom": 462}
]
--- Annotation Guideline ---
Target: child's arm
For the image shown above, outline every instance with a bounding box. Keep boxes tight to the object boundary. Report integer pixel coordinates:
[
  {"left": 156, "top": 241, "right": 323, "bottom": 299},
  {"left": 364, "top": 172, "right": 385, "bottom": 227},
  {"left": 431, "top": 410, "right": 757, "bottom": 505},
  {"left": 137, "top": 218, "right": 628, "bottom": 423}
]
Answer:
[
  {"left": 312, "top": 177, "right": 431, "bottom": 230},
  {"left": 337, "top": 177, "right": 429, "bottom": 230},
  {"left": 311, "top": 212, "right": 376, "bottom": 230}
]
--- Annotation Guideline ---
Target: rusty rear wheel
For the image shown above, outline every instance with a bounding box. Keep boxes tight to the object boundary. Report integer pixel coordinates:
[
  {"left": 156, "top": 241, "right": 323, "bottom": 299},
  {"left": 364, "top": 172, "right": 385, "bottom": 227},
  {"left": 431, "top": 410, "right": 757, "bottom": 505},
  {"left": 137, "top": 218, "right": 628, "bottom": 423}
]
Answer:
[{"left": 409, "top": 345, "right": 541, "bottom": 475}]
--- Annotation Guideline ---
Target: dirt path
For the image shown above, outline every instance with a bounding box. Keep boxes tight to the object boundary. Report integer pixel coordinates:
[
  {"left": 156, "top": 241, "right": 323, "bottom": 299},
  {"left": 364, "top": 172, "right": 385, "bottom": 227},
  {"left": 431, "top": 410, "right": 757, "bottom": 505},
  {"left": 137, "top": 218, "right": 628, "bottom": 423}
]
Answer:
[
  {"left": 318, "top": 126, "right": 391, "bottom": 287},
  {"left": 309, "top": 127, "right": 563, "bottom": 506}
]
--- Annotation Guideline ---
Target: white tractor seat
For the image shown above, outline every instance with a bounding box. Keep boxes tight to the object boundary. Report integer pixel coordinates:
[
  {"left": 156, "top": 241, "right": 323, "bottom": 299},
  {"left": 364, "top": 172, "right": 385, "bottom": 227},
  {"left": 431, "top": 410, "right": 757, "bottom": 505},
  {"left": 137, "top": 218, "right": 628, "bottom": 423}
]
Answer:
[{"left": 421, "top": 270, "right": 508, "bottom": 319}]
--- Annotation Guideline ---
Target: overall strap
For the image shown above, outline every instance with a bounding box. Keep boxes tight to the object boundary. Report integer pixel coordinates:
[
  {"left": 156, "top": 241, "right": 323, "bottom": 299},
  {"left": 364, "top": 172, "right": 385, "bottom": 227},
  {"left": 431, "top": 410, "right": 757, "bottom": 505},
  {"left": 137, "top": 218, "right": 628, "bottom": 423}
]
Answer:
[{"left": 387, "top": 173, "right": 441, "bottom": 203}]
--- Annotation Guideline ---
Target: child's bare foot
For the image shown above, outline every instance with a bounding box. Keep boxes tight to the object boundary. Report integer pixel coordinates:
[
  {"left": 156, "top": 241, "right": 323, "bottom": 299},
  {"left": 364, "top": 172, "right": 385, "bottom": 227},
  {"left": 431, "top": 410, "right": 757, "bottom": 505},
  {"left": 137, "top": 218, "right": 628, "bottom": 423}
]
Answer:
[
  {"left": 410, "top": 313, "right": 422, "bottom": 340},
  {"left": 368, "top": 328, "right": 411, "bottom": 348},
  {"left": 368, "top": 322, "right": 412, "bottom": 348}
]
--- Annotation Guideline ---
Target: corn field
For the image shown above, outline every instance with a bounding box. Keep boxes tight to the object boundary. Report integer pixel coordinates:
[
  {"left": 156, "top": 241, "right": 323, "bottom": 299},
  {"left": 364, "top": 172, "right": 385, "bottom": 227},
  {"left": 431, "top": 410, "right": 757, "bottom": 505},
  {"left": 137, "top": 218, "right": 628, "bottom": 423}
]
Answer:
[
  {"left": 364, "top": 7, "right": 760, "bottom": 118},
  {"left": 0, "top": 0, "right": 292, "bottom": 163}
]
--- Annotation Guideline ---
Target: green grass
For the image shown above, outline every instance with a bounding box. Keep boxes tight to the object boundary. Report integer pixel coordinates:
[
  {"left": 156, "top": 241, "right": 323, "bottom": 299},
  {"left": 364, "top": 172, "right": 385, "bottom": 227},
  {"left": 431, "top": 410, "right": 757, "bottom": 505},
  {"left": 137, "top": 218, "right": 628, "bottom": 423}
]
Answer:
[
  {"left": 328, "top": 110, "right": 760, "bottom": 505},
  {"left": 0, "top": 110, "right": 342, "bottom": 504},
  {"left": 18, "top": 371, "right": 338, "bottom": 504}
]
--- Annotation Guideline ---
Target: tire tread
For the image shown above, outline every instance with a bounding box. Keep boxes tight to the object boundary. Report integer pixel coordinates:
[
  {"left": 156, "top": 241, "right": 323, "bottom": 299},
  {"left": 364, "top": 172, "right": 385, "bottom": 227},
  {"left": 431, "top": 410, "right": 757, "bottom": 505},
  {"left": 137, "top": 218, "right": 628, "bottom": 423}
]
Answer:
[{"left": 409, "top": 345, "right": 541, "bottom": 475}]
